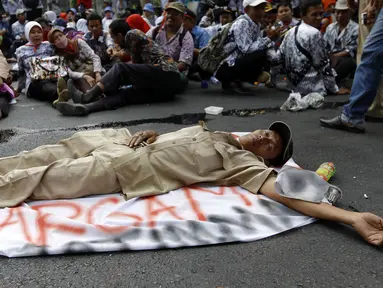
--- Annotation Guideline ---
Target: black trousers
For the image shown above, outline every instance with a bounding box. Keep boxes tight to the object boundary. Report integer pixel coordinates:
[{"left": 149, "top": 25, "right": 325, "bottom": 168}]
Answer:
[
  {"left": 97, "top": 63, "right": 181, "bottom": 109},
  {"left": 333, "top": 56, "right": 357, "bottom": 81},
  {"left": 188, "top": 62, "right": 212, "bottom": 80},
  {"left": 28, "top": 80, "right": 58, "bottom": 102},
  {"left": 215, "top": 50, "right": 267, "bottom": 86},
  {"left": 0, "top": 93, "right": 10, "bottom": 118}
]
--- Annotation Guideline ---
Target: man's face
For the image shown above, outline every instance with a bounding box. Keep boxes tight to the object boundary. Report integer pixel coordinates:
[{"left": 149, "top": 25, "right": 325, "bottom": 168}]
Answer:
[
  {"left": 110, "top": 29, "right": 125, "bottom": 47},
  {"left": 67, "top": 11, "right": 74, "bottom": 21},
  {"left": 335, "top": 9, "right": 350, "bottom": 25},
  {"left": 183, "top": 17, "right": 195, "bottom": 32},
  {"left": 245, "top": 4, "right": 266, "bottom": 24},
  {"left": 239, "top": 130, "right": 283, "bottom": 161},
  {"left": 278, "top": 5, "right": 292, "bottom": 22},
  {"left": 302, "top": 5, "right": 324, "bottom": 29},
  {"left": 18, "top": 13, "right": 25, "bottom": 23},
  {"left": 105, "top": 11, "right": 113, "bottom": 19},
  {"left": 88, "top": 20, "right": 102, "bottom": 37},
  {"left": 166, "top": 8, "right": 184, "bottom": 29},
  {"left": 219, "top": 13, "right": 233, "bottom": 25}
]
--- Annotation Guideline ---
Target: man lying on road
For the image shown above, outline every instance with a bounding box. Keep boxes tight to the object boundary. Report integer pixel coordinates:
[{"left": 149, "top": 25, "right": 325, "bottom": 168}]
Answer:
[{"left": 0, "top": 122, "right": 382, "bottom": 247}]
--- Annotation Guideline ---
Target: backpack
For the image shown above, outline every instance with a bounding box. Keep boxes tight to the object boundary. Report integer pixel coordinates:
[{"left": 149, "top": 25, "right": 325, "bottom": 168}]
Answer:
[
  {"left": 197, "top": 21, "right": 235, "bottom": 74},
  {"left": 152, "top": 25, "right": 188, "bottom": 47},
  {"left": 23, "top": 0, "right": 40, "bottom": 9}
]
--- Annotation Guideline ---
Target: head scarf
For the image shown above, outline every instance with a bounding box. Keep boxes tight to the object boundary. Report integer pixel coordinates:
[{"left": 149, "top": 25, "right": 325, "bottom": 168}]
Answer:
[
  {"left": 24, "top": 21, "right": 42, "bottom": 43},
  {"left": 76, "top": 18, "right": 89, "bottom": 33},
  {"left": 126, "top": 14, "right": 151, "bottom": 33},
  {"left": 322, "top": 0, "right": 336, "bottom": 11},
  {"left": 43, "top": 11, "right": 57, "bottom": 23},
  {"left": 48, "top": 28, "right": 79, "bottom": 56}
]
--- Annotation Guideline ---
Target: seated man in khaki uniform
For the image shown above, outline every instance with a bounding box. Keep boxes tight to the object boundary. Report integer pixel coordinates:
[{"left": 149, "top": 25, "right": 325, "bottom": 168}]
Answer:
[{"left": 0, "top": 122, "right": 382, "bottom": 247}]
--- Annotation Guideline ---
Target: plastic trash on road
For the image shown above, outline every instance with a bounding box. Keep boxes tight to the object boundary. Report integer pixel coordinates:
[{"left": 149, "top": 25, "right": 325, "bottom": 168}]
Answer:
[
  {"left": 280, "top": 92, "right": 324, "bottom": 111},
  {"left": 205, "top": 106, "right": 223, "bottom": 115}
]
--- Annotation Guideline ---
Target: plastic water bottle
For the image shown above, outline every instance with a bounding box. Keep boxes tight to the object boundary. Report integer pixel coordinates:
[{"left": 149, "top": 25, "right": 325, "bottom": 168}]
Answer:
[{"left": 316, "top": 162, "right": 336, "bottom": 182}]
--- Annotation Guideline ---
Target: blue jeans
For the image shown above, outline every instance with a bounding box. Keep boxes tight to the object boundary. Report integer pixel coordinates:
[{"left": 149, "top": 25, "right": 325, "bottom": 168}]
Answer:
[{"left": 342, "top": 9, "right": 383, "bottom": 124}]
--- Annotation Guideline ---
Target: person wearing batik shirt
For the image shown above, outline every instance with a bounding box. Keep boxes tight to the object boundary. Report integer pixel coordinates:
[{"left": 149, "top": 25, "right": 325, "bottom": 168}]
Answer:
[
  {"left": 84, "top": 13, "right": 114, "bottom": 70},
  {"left": 146, "top": 2, "right": 194, "bottom": 73},
  {"left": 200, "top": 8, "right": 234, "bottom": 38},
  {"left": 215, "top": 0, "right": 278, "bottom": 94},
  {"left": 10, "top": 9, "right": 27, "bottom": 57},
  {"left": 269, "top": 0, "right": 350, "bottom": 96},
  {"left": 55, "top": 20, "right": 181, "bottom": 117},
  {"left": 324, "top": 0, "right": 358, "bottom": 83},
  {"left": 273, "top": 2, "right": 299, "bottom": 47}
]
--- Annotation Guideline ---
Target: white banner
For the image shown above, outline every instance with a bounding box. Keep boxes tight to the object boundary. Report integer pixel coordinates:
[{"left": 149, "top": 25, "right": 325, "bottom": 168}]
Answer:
[{"left": 0, "top": 134, "right": 316, "bottom": 258}]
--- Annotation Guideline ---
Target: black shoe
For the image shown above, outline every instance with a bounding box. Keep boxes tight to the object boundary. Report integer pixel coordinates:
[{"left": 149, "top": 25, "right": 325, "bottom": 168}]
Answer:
[
  {"left": 56, "top": 102, "right": 89, "bottom": 116},
  {"left": 68, "top": 79, "right": 84, "bottom": 104},
  {"left": 320, "top": 116, "right": 365, "bottom": 133}
]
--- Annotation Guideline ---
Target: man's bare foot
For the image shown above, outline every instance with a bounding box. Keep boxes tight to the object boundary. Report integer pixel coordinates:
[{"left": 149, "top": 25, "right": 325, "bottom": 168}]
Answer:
[{"left": 352, "top": 212, "right": 383, "bottom": 247}]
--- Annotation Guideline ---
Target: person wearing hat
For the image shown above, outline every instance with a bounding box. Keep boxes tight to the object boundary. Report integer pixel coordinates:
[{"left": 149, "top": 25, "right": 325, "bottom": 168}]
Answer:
[
  {"left": 103, "top": 6, "right": 115, "bottom": 31},
  {"left": 183, "top": 8, "right": 210, "bottom": 50},
  {"left": 199, "top": 7, "right": 234, "bottom": 38},
  {"left": 323, "top": 0, "right": 358, "bottom": 83},
  {"left": 66, "top": 8, "right": 77, "bottom": 29},
  {"left": 10, "top": 9, "right": 28, "bottom": 58},
  {"left": 214, "top": 0, "right": 279, "bottom": 94},
  {"left": 146, "top": 2, "right": 194, "bottom": 73},
  {"left": 11, "top": 9, "right": 27, "bottom": 41},
  {"left": 142, "top": 3, "right": 157, "bottom": 27},
  {"left": 0, "top": 121, "right": 382, "bottom": 247}
]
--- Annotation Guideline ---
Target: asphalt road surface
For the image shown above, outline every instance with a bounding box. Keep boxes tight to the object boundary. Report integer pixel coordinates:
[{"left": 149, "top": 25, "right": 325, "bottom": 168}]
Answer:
[{"left": 0, "top": 82, "right": 382, "bottom": 288}]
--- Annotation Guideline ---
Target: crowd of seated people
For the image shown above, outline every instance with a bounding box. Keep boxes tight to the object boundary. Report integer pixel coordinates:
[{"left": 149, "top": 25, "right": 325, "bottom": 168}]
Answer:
[{"left": 0, "top": 0, "right": 361, "bottom": 120}]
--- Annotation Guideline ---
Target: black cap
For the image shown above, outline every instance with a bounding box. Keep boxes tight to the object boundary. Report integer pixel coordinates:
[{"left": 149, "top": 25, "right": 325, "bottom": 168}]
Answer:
[
  {"left": 269, "top": 121, "right": 293, "bottom": 166},
  {"left": 184, "top": 8, "right": 197, "bottom": 20}
]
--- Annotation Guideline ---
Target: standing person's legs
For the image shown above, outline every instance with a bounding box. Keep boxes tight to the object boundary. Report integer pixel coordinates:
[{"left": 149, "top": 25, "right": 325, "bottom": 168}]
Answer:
[
  {"left": 320, "top": 9, "right": 383, "bottom": 132},
  {"left": 9, "top": 14, "right": 17, "bottom": 25},
  {"left": 341, "top": 10, "right": 383, "bottom": 124}
]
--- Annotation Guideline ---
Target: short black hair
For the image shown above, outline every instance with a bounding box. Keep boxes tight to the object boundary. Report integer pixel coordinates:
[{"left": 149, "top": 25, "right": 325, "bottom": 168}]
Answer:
[
  {"left": 35, "top": 17, "right": 52, "bottom": 27},
  {"left": 86, "top": 13, "right": 102, "bottom": 25},
  {"left": 277, "top": 2, "right": 292, "bottom": 11},
  {"left": 109, "top": 19, "right": 130, "bottom": 36},
  {"left": 301, "top": 0, "right": 323, "bottom": 16}
]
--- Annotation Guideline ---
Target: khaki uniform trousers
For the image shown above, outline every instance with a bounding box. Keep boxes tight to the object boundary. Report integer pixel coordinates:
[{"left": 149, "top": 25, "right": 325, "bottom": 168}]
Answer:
[
  {"left": 0, "top": 129, "right": 132, "bottom": 208},
  {"left": 358, "top": 0, "right": 383, "bottom": 117}
]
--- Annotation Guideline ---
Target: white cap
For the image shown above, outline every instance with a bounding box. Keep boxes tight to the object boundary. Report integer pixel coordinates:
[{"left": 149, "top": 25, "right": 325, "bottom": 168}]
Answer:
[
  {"left": 243, "top": 0, "right": 268, "bottom": 8},
  {"left": 335, "top": 0, "right": 349, "bottom": 10}
]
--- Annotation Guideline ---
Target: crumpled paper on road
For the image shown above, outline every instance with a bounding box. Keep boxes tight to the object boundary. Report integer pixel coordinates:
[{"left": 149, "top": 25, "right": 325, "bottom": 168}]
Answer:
[{"left": 280, "top": 92, "right": 324, "bottom": 111}]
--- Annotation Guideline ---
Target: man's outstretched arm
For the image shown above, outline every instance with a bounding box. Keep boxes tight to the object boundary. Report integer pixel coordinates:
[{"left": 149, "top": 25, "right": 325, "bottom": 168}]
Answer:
[{"left": 260, "top": 177, "right": 383, "bottom": 247}]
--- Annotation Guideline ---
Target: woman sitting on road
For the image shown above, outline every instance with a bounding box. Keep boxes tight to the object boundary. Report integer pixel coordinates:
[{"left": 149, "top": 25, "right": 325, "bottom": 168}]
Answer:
[
  {"left": 15, "top": 22, "right": 64, "bottom": 103},
  {"left": 48, "top": 28, "right": 102, "bottom": 94}
]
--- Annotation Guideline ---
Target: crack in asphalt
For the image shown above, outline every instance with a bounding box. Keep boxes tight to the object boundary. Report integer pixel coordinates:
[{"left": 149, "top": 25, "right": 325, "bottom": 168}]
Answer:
[{"left": 0, "top": 101, "right": 347, "bottom": 143}]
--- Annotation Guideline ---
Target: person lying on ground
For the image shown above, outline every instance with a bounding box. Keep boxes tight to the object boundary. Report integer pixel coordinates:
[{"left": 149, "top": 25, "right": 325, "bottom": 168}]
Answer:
[
  {"left": 55, "top": 19, "right": 181, "bottom": 116},
  {"left": 0, "top": 121, "right": 382, "bottom": 247}
]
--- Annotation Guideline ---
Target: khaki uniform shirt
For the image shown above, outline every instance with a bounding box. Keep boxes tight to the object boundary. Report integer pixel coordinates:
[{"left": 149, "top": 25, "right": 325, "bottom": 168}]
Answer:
[{"left": 112, "top": 126, "right": 274, "bottom": 200}]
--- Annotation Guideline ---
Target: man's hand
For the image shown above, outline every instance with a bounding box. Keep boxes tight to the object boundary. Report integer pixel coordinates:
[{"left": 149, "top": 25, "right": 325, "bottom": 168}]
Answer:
[
  {"left": 352, "top": 212, "right": 383, "bottom": 247},
  {"left": 266, "top": 26, "right": 283, "bottom": 40},
  {"left": 336, "top": 87, "right": 351, "bottom": 95},
  {"left": 107, "top": 47, "right": 113, "bottom": 56},
  {"left": 126, "top": 130, "right": 159, "bottom": 148},
  {"left": 95, "top": 72, "right": 102, "bottom": 83},
  {"left": 363, "top": 3, "right": 377, "bottom": 25},
  {"left": 83, "top": 75, "right": 96, "bottom": 87},
  {"left": 205, "top": 8, "right": 213, "bottom": 18},
  {"left": 177, "top": 62, "right": 188, "bottom": 72}
]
